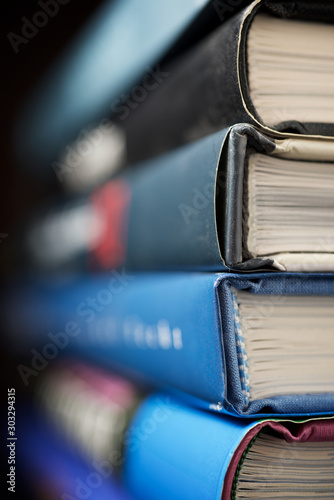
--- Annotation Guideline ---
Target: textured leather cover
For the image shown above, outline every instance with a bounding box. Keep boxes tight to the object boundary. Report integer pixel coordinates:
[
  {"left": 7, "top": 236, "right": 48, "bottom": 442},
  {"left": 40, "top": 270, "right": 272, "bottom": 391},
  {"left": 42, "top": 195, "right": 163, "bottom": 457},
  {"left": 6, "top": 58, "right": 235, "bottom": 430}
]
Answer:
[
  {"left": 5, "top": 272, "right": 334, "bottom": 417},
  {"left": 121, "top": 0, "right": 334, "bottom": 164}
]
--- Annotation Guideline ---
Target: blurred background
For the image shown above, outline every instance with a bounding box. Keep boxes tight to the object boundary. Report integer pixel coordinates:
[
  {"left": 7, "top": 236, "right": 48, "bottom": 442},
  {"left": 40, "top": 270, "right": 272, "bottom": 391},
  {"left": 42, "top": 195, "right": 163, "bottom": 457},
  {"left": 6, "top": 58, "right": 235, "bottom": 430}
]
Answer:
[
  {"left": 3, "top": 0, "right": 214, "bottom": 366},
  {"left": 2, "top": 1, "right": 226, "bottom": 496}
]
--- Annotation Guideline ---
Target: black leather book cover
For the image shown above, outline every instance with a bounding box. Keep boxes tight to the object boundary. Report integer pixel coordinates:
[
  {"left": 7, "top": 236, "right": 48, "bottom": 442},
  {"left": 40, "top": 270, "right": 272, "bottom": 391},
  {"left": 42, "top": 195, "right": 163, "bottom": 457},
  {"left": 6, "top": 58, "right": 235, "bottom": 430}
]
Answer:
[{"left": 119, "top": 0, "right": 334, "bottom": 164}]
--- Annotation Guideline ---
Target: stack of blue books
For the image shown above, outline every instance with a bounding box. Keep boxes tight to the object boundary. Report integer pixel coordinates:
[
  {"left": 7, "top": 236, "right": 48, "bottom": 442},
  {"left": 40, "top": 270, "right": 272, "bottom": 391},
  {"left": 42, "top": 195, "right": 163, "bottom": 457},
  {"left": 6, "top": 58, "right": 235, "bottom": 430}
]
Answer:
[{"left": 6, "top": 0, "right": 334, "bottom": 498}]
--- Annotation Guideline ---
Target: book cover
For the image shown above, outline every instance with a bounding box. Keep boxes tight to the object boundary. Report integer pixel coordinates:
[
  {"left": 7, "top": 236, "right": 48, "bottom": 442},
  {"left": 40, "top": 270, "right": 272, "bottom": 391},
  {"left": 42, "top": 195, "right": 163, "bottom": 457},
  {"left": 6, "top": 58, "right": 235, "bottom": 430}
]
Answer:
[
  {"left": 19, "top": 124, "right": 334, "bottom": 273},
  {"left": 124, "top": 394, "right": 334, "bottom": 500},
  {"left": 5, "top": 272, "right": 334, "bottom": 417},
  {"left": 22, "top": 368, "right": 334, "bottom": 500},
  {"left": 119, "top": 0, "right": 334, "bottom": 164}
]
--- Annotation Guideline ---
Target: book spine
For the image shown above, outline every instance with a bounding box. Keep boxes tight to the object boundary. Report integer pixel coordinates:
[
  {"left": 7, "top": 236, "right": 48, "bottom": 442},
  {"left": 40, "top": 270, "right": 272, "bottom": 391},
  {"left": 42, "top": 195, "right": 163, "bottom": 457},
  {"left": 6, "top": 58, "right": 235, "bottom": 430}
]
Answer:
[
  {"left": 23, "top": 129, "right": 228, "bottom": 272},
  {"left": 10, "top": 273, "right": 227, "bottom": 405}
]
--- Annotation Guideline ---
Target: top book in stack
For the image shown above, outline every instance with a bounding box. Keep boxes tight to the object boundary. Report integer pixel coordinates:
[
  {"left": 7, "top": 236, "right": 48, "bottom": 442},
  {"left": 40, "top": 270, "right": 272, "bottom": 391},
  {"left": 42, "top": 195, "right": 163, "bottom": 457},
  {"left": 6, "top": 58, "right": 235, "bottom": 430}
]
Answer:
[{"left": 120, "top": 0, "right": 334, "bottom": 164}]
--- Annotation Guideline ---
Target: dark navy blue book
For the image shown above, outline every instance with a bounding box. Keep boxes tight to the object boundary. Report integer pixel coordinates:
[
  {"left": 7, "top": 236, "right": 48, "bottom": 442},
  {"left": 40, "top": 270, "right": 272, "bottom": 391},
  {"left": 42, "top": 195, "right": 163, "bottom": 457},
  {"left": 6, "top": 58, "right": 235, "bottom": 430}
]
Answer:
[
  {"left": 4, "top": 272, "right": 334, "bottom": 417},
  {"left": 20, "top": 124, "right": 334, "bottom": 274}
]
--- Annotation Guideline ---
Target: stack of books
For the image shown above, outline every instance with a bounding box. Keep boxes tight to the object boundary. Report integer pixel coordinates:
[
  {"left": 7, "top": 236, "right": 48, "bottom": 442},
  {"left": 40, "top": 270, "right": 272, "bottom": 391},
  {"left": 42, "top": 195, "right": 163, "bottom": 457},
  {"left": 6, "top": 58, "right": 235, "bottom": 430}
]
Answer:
[{"left": 5, "top": 0, "right": 334, "bottom": 498}]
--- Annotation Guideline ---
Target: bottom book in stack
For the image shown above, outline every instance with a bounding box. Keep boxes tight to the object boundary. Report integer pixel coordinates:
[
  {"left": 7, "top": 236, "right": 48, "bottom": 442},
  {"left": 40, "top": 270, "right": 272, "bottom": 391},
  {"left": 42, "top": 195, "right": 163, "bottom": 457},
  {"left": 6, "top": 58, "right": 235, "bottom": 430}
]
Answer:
[{"left": 23, "top": 361, "right": 334, "bottom": 500}]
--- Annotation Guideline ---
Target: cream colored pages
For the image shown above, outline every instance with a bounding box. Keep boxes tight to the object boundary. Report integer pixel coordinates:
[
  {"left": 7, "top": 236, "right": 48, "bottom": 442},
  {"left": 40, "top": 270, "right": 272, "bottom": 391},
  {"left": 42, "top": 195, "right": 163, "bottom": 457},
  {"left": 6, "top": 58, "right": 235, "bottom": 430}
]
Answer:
[
  {"left": 234, "top": 290, "right": 334, "bottom": 401},
  {"left": 247, "top": 153, "right": 334, "bottom": 271},
  {"left": 235, "top": 432, "right": 334, "bottom": 499},
  {"left": 247, "top": 14, "right": 334, "bottom": 126}
]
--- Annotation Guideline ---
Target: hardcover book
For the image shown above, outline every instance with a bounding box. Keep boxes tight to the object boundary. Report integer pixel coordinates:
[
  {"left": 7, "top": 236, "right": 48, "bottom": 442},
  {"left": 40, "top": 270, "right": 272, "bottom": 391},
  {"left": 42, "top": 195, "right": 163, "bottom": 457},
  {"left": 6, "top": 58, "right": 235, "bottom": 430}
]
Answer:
[
  {"left": 22, "top": 386, "right": 334, "bottom": 500},
  {"left": 5, "top": 272, "right": 334, "bottom": 417},
  {"left": 125, "top": 395, "right": 334, "bottom": 500},
  {"left": 25, "top": 367, "right": 334, "bottom": 500},
  {"left": 21, "top": 125, "right": 334, "bottom": 273},
  {"left": 119, "top": 0, "right": 334, "bottom": 164}
]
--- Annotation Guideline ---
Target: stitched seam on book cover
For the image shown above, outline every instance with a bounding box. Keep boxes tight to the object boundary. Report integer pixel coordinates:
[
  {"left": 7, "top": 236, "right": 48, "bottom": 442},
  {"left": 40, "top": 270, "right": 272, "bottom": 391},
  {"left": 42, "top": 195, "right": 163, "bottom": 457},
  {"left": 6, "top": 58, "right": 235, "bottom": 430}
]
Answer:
[{"left": 232, "top": 288, "right": 250, "bottom": 407}]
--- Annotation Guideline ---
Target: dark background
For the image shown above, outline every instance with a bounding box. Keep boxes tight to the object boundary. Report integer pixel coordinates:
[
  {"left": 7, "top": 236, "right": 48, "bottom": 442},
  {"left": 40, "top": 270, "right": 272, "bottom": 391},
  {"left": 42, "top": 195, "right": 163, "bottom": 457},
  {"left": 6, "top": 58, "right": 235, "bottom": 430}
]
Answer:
[
  {"left": 2, "top": 0, "right": 107, "bottom": 236},
  {"left": 3, "top": 4, "right": 105, "bottom": 495}
]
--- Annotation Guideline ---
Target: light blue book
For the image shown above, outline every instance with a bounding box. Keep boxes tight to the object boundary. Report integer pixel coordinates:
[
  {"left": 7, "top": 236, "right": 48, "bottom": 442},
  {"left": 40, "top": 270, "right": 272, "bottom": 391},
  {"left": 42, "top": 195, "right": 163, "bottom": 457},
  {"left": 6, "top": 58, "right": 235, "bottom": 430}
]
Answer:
[{"left": 124, "top": 394, "right": 334, "bottom": 500}]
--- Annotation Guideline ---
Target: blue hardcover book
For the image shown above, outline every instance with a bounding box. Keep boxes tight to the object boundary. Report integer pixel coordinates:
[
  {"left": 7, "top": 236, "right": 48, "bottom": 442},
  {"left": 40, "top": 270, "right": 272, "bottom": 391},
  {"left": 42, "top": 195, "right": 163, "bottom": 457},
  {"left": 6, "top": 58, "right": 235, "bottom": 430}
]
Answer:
[
  {"left": 26, "top": 369, "right": 334, "bottom": 500},
  {"left": 18, "top": 410, "right": 135, "bottom": 500},
  {"left": 19, "top": 124, "right": 334, "bottom": 273},
  {"left": 5, "top": 272, "right": 334, "bottom": 417},
  {"left": 124, "top": 394, "right": 334, "bottom": 500}
]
